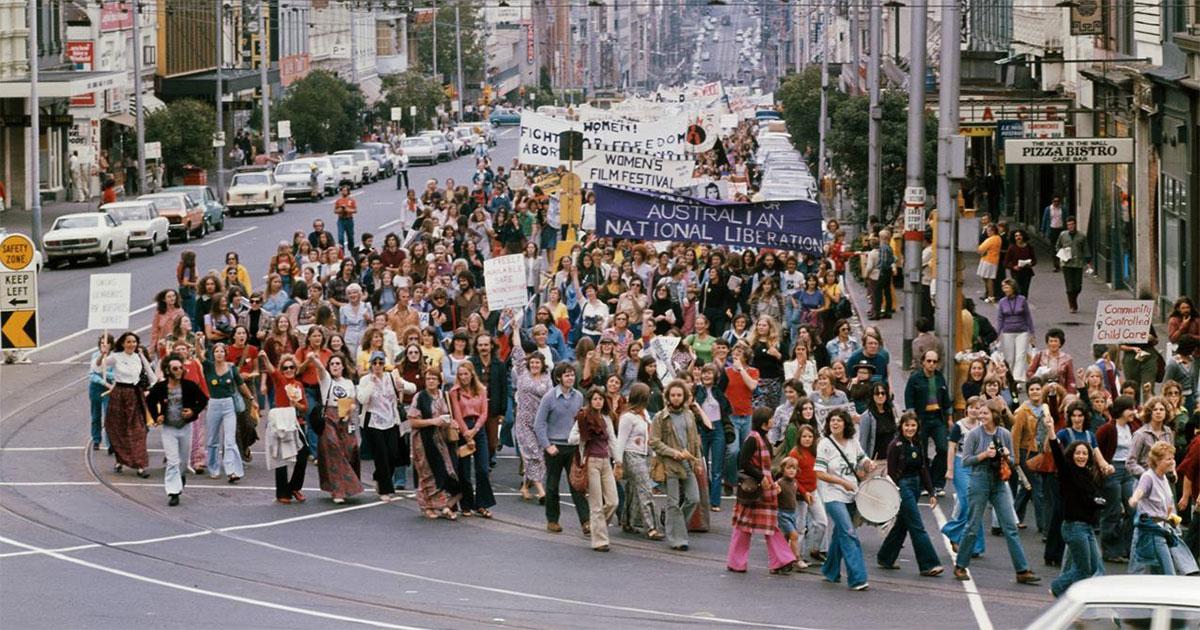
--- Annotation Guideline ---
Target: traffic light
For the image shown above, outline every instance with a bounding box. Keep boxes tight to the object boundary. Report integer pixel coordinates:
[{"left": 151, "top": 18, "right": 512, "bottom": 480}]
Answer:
[
  {"left": 482, "top": 84, "right": 493, "bottom": 105},
  {"left": 444, "top": 84, "right": 457, "bottom": 99}
]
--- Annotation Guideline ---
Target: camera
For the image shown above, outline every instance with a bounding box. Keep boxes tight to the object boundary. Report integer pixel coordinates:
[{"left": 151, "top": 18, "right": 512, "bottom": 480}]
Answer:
[{"left": 1093, "top": 496, "right": 1107, "bottom": 507}]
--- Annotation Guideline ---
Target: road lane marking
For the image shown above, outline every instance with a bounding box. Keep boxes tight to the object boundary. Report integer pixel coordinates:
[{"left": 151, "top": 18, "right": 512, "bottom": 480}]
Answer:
[
  {"left": 0, "top": 534, "right": 425, "bottom": 629},
  {"left": 198, "top": 226, "right": 258, "bottom": 247},
  {"left": 377, "top": 219, "right": 401, "bottom": 229},
  {"left": 63, "top": 323, "right": 151, "bottom": 362},
  {"left": 932, "top": 505, "right": 994, "bottom": 630},
  {"left": 0, "top": 446, "right": 87, "bottom": 451}
]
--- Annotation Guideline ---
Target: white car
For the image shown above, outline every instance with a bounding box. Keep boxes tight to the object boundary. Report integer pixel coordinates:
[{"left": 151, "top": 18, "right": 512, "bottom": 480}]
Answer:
[
  {"left": 328, "top": 154, "right": 363, "bottom": 188},
  {"left": 334, "top": 149, "right": 381, "bottom": 183},
  {"left": 226, "top": 169, "right": 285, "bottom": 216},
  {"left": 102, "top": 200, "right": 169, "bottom": 255},
  {"left": 42, "top": 212, "right": 131, "bottom": 268},
  {"left": 275, "top": 160, "right": 330, "bottom": 201},
  {"left": 400, "top": 136, "right": 438, "bottom": 165},
  {"left": 1027, "top": 576, "right": 1200, "bottom": 630},
  {"left": 420, "top": 131, "right": 453, "bottom": 162},
  {"left": 297, "top": 155, "right": 338, "bottom": 194}
]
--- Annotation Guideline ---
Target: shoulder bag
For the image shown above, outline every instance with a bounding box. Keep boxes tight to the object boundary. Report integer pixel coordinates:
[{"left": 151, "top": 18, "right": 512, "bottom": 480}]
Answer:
[
  {"left": 735, "top": 433, "right": 764, "bottom": 506},
  {"left": 569, "top": 445, "right": 589, "bottom": 493}
]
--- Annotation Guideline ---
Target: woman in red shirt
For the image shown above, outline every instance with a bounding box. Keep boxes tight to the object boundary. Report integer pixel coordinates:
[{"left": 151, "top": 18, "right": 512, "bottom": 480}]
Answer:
[
  {"left": 450, "top": 362, "right": 494, "bottom": 518},
  {"left": 262, "top": 352, "right": 309, "bottom": 503}
]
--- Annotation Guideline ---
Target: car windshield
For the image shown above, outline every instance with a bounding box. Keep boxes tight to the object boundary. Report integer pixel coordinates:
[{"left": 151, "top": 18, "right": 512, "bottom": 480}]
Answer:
[
  {"left": 276, "top": 162, "right": 312, "bottom": 174},
  {"left": 330, "top": 155, "right": 352, "bottom": 166},
  {"left": 234, "top": 174, "right": 269, "bottom": 186},
  {"left": 144, "top": 196, "right": 182, "bottom": 210},
  {"left": 403, "top": 138, "right": 430, "bottom": 147},
  {"left": 54, "top": 216, "right": 101, "bottom": 230},
  {"left": 108, "top": 206, "right": 152, "bottom": 222}
]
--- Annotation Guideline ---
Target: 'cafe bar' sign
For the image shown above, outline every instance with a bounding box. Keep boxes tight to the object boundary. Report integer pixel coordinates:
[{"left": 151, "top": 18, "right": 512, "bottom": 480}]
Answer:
[{"left": 1004, "top": 137, "right": 1134, "bottom": 165}]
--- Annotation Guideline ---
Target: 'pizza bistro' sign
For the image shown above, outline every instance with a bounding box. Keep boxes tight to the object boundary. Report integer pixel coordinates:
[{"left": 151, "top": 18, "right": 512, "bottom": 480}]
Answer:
[{"left": 1005, "top": 137, "right": 1133, "bottom": 165}]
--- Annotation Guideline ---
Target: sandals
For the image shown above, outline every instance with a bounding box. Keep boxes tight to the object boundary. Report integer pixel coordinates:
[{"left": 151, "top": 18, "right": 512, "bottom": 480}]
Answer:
[
  {"left": 424, "top": 509, "right": 439, "bottom": 519},
  {"left": 476, "top": 508, "right": 493, "bottom": 519},
  {"left": 646, "top": 529, "right": 665, "bottom": 540},
  {"left": 441, "top": 508, "right": 458, "bottom": 521}
]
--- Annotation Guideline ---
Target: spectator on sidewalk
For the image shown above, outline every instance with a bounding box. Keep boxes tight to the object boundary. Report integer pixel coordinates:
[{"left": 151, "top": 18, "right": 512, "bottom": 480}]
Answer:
[
  {"left": 1004, "top": 229, "right": 1037, "bottom": 297},
  {"left": 1041, "top": 197, "right": 1069, "bottom": 272},
  {"left": 1055, "top": 217, "right": 1091, "bottom": 314}
]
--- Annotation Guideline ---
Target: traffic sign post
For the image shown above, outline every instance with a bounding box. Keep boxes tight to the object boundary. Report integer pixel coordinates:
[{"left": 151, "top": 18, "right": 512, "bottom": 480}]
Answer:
[{"left": 1, "top": 232, "right": 36, "bottom": 270}]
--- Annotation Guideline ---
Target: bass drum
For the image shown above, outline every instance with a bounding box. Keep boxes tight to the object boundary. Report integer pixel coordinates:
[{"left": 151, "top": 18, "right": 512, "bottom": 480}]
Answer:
[{"left": 854, "top": 476, "right": 901, "bottom": 526}]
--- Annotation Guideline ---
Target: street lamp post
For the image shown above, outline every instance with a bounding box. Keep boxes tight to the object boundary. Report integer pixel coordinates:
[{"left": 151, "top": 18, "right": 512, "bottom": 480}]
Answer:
[
  {"left": 901, "top": 0, "right": 927, "bottom": 368},
  {"left": 216, "top": 0, "right": 225, "bottom": 200},
  {"left": 259, "top": 0, "right": 271, "bottom": 156},
  {"left": 132, "top": 0, "right": 146, "bottom": 193},
  {"left": 28, "top": 0, "right": 42, "bottom": 248}
]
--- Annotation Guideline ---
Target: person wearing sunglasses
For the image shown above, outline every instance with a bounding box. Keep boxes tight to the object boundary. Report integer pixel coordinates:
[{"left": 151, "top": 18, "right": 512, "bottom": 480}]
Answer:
[
  {"left": 262, "top": 352, "right": 310, "bottom": 504},
  {"left": 146, "top": 355, "right": 209, "bottom": 506},
  {"left": 905, "top": 350, "right": 954, "bottom": 497}
]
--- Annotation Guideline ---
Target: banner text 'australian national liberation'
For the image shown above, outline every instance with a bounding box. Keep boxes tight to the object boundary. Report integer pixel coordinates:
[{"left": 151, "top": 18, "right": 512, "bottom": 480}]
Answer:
[{"left": 594, "top": 185, "right": 824, "bottom": 254}]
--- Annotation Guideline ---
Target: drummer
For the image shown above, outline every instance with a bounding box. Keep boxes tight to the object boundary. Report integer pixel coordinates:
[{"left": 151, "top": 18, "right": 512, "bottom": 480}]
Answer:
[
  {"left": 876, "top": 411, "right": 944, "bottom": 576},
  {"left": 815, "top": 408, "right": 875, "bottom": 591}
]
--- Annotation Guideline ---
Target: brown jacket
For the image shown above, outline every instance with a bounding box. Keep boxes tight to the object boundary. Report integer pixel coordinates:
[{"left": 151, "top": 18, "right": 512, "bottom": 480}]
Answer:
[{"left": 649, "top": 406, "right": 703, "bottom": 479}]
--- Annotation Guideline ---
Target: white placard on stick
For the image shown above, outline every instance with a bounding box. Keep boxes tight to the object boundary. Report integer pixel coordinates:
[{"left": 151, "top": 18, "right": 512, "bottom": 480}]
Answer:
[
  {"left": 1092, "top": 300, "right": 1154, "bottom": 345},
  {"left": 482, "top": 254, "right": 527, "bottom": 310},
  {"left": 648, "top": 336, "right": 681, "bottom": 382},
  {"left": 88, "top": 273, "right": 131, "bottom": 330}
]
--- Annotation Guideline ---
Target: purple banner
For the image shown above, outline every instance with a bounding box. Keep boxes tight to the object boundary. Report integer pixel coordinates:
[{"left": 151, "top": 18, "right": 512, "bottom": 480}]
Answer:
[{"left": 594, "top": 184, "right": 824, "bottom": 253}]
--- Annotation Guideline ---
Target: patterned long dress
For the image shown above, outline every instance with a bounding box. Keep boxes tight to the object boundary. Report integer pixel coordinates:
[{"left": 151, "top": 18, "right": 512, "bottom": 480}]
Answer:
[
  {"left": 732, "top": 431, "right": 781, "bottom": 534},
  {"left": 511, "top": 341, "right": 550, "bottom": 484},
  {"left": 407, "top": 393, "right": 461, "bottom": 511},
  {"left": 316, "top": 375, "right": 363, "bottom": 499}
]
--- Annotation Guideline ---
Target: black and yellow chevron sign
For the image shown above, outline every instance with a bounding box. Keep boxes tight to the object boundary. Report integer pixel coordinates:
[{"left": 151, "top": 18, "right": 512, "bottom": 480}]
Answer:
[{"left": 1, "top": 309, "right": 37, "bottom": 349}]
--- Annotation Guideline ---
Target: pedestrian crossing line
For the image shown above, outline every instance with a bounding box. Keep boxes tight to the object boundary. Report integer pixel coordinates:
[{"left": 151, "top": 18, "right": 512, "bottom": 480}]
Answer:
[
  {"left": 931, "top": 504, "right": 994, "bottom": 630},
  {"left": 197, "top": 226, "right": 257, "bottom": 247},
  {"left": 0, "top": 534, "right": 424, "bottom": 629}
]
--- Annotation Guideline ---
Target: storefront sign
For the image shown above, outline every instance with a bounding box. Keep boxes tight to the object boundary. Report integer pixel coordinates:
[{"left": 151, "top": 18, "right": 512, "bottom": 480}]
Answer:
[
  {"left": 524, "top": 21, "right": 535, "bottom": 63},
  {"left": 67, "top": 41, "right": 96, "bottom": 107},
  {"left": 100, "top": 1, "right": 134, "bottom": 32},
  {"left": 996, "top": 120, "right": 1024, "bottom": 150},
  {"left": 595, "top": 185, "right": 824, "bottom": 253},
  {"left": 1024, "top": 120, "right": 1065, "bottom": 138},
  {"left": 960, "top": 126, "right": 994, "bottom": 137},
  {"left": 1092, "top": 300, "right": 1154, "bottom": 344},
  {"left": 1005, "top": 138, "right": 1134, "bottom": 165},
  {"left": 578, "top": 150, "right": 692, "bottom": 193}
]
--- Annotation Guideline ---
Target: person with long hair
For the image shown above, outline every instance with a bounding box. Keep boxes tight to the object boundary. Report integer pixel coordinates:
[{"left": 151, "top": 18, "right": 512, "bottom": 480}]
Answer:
[
  {"left": 650, "top": 379, "right": 703, "bottom": 551},
  {"left": 357, "top": 351, "right": 416, "bottom": 502},
  {"left": 177, "top": 250, "right": 198, "bottom": 322},
  {"left": 696, "top": 364, "right": 735, "bottom": 512},
  {"left": 749, "top": 316, "right": 784, "bottom": 409},
  {"left": 152, "top": 289, "right": 184, "bottom": 356},
  {"left": 311, "top": 354, "right": 362, "bottom": 503},
  {"left": 261, "top": 352, "right": 309, "bottom": 504},
  {"left": 636, "top": 355, "right": 665, "bottom": 414},
  {"left": 1044, "top": 415, "right": 1106, "bottom": 595},
  {"left": 408, "top": 370, "right": 462, "bottom": 520},
  {"left": 1167, "top": 296, "right": 1200, "bottom": 349},
  {"left": 576, "top": 387, "right": 619, "bottom": 551},
  {"left": 726, "top": 406, "right": 798, "bottom": 574},
  {"left": 100, "top": 332, "right": 157, "bottom": 477},
  {"left": 88, "top": 334, "right": 115, "bottom": 451},
  {"left": 1127, "top": 442, "right": 1197, "bottom": 575},
  {"left": 509, "top": 335, "right": 550, "bottom": 502},
  {"left": 198, "top": 342, "right": 257, "bottom": 483},
  {"left": 878, "top": 411, "right": 944, "bottom": 577},
  {"left": 858, "top": 382, "right": 898, "bottom": 461},
  {"left": 942, "top": 397, "right": 987, "bottom": 557},
  {"left": 616, "top": 383, "right": 663, "bottom": 540},
  {"left": 450, "top": 362, "right": 495, "bottom": 518}
]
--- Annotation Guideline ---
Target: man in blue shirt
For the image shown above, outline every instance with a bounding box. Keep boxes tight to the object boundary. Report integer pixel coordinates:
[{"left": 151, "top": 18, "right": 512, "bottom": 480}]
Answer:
[{"left": 533, "top": 363, "right": 590, "bottom": 533}]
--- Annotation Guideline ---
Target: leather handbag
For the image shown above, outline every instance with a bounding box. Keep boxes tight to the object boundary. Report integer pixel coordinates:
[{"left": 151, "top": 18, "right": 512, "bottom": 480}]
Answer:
[
  {"left": 569, "top": 449, "right": 589, "bottom": 493},
  {"left": 1024, "top": 450, "right": 1056, "bottom": 474},
  {"left": 735, "top": 472, "right": 762, "bottom": 506}
]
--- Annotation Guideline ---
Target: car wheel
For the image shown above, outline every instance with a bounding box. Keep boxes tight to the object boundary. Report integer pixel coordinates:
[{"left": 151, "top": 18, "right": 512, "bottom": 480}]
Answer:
[
  {"left": 216, "top": 217, "right": 225, "bottom": 231},
  {"left": 277, "top": 199, "right": 285, "bottom": 213},
  {"left": 181, "top": 227, "right": 190, "bottom": 242},
  {"left": 161, "top": 235, "right": 169, "bottom": 252},
  {"left": 101, "top": 245, "right": 113, "bottom": 267},
  {"left": 121, "top": 240, "right": 131, "bottom": 260},
  {"left": 199, "top": 221, "right": 208, "bottom": 238}
]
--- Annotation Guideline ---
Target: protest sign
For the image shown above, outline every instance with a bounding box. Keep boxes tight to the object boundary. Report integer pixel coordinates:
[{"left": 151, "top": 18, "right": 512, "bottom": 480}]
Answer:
[
  {"left": 577, "top": 150, "right": 693, "bottom": 193},
  {"left": 87, "top": 273, "right": 131, "bottom": 330},
  {"left": 483, "top": 254, "right": 527, "bottom": 311},
  {"left": 595, "top": 185, "right": 824, "bottom": 254},
  {"left": 518, "top": 111, "right": 691, "bottom": 167},
  {"left": 1092, "top": 300, "right": 1154, "bottom": 344},
  {"left": 648, "top": 336, "right": 681, "bottom": 382}
]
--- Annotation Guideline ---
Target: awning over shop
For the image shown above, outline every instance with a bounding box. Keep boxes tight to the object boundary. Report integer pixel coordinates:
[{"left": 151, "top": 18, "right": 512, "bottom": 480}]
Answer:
[
  {"left": 142, "top": 92, "right": 167, "bottom": 113},
  {"left": 106, "top": 112, "right": 136, "bottom": 127},
  {"left": 0, "top": 70, "right": 123, "bottom": 98},
  {"left": 158, "top": 68, "right": 281, "bottom": 98}
]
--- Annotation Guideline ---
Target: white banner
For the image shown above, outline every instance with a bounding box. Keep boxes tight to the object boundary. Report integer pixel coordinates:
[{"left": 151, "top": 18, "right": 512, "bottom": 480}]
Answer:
[
  {"left": 1005, "top": 138, "right": 1133, "bottom": 165},
  {"left": 647, "top": 336, "right": 681, "bottom": 382},
  {"left": 518, "top": 111, "right": 691, "bottom": 167},
  {"left": 577, "top": 150, "right": 693, "bottom": 193},
  {"left": 88, "top": 273, "right": 131, "bottom": 330},
  {"left": 482, "top": 254, "right": 527, "bottom": 310}
]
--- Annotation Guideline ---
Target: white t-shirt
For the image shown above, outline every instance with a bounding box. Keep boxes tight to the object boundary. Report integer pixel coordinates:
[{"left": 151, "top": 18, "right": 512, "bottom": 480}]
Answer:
[{"left": 815, "top": 436, "right": 867, "bottom": 503}]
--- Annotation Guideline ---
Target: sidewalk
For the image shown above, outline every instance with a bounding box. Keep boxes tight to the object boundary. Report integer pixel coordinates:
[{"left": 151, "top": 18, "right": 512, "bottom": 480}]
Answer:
[{"left": 844, "top": 243, "right": 1144, "bottom": 386}]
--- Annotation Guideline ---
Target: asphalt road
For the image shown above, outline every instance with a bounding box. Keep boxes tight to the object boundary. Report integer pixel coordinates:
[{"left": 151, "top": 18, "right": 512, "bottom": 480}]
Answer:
[{"left": 1, "top": 131, "right": 1053, "bottom": 629}]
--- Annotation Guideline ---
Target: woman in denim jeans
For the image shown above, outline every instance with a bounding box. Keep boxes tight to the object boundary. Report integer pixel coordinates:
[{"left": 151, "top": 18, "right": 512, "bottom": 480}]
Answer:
[
  {"left": 1044, "top": 417, "right": 1105, "bottom": 596},
  {"left": 88, "top": 334, "right": 115, "bottom": 450},
  {"left": 815, "top": 409, "right": 875, "bottom": 590},
  {"left": 1096, "top": 396, "right": 1140, "bottom": 562},
  {"left": 1127, "top": 442, "right": 1198, "bottom": 575},
  {"left": 694, "top": 365, "right": 734, "bottom": 512},
  {"left": 877, "top": 412, "right": 944, "bottom": 577}
]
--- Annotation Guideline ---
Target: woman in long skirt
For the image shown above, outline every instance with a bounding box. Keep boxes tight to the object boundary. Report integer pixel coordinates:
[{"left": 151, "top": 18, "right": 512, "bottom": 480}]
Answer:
[
  {"left": 408, "top": 370, "right": 462, "bottom": 519},
  {"left": 510, "top": 337, "right": 549, "bottom": 501},
  {"left": 314, "top": 355, "right": 363, "bottom": 503},
  {"left": 102, "top": 332, "right": 156, "bottom": 477}
]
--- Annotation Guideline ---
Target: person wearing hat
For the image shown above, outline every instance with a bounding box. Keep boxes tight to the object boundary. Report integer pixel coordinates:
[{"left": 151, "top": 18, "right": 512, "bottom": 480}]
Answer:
[
  {"left": 356, "top": 350, "right": 417, "bottom": 501},
  {"left": 848, "top": 360, "right": 877, "bottom": 414}
]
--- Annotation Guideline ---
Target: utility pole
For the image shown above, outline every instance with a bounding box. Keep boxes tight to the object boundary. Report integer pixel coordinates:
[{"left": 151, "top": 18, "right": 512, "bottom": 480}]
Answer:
[
  {"left": 817, "top": 1, "right": 828, "bottom": 187},
  {"left": 216, "top": 0, "right": 225, "bottom": 200},
  {"left": 259, "top": 0, "right": 271, "bottom": 156},
  {"left": 866, "top": 0, "right": 880, "bottom": 222},
  {"left": 28, "top": 0, "right": 42, "bottom": 248},
  {"left": 349, "top": 2, "right": 359, "bottom": 84},
  {"left": 132, "top": 0, "right": 146, "bottom": 193},
  {"left": 454, "top": 2, "right": 464, "bottom": 122},
  {"left": 432, "top": 0, "right": 438, "bottom": 79},
  {"left": 901, "top": 0, "right": 927, "bottom": 368},
  {"left": 794, "top": 2, "right": 802, "bottom": 72},
  {"left": 848, "top": 0, "right": 860, "bottom": 94},
  {"left": 935, "top": 0, "right": 963, "bottom": 387}
]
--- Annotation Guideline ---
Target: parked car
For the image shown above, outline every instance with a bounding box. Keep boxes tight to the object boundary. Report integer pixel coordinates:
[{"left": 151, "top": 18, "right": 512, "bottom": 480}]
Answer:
[
  {"left": 225, "top": 169, "right": 286, "bottom": 216},
  {"left": 138, "top": 192, "right": 206, "bottom": 241},
  {"left": 400, "top": 136, "right": 438, "bottom": 166},
  {"left": 1026, "top": 576, "right": 1199, "bottom": 630},
  {"left": 163, "top": 185, "right": 225, "bottom": 232},
  {"left": 274, "top": 159, "right": 329, "bottom": 201},
  {"left": 102, "top": 200, "right": 170, "bottom": 255},
  {"left": 42, "top": 212, "right": 131, "bottom": 268},
  {"left": 449, "top": 127, "right": 476, "bottom": 155},
  {"left": 328, "top": 154, "right": 363, "bottom": 188},
  {"left": 334, "top": 149, "right": 381, "bottom": 182},
  {"left": 489, "top": 107, "right": 521, "bottom": 126},
  {"left": 355, "top": 142, "right": 397, "bottom": 177},
  {"left": 420, "top": 131, "right": 453, "bottom": 162},
  {"left": 297, "top": 155, "right": 339, "bottom": 194}
]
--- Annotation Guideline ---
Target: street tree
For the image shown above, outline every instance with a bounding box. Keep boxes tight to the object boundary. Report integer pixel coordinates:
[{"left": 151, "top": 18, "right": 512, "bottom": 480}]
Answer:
[
  {"left": 376, "top": 71, "right": 446, "bottom": 134},
  {"left": 145, "top": 98, "right": 216, "bottom": 182},
  {"left": 274, "top": 70, "right": 366, "bottom": 153},
  {"left": 410, "top": 4, "right": 485, "bottom": 93}
]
